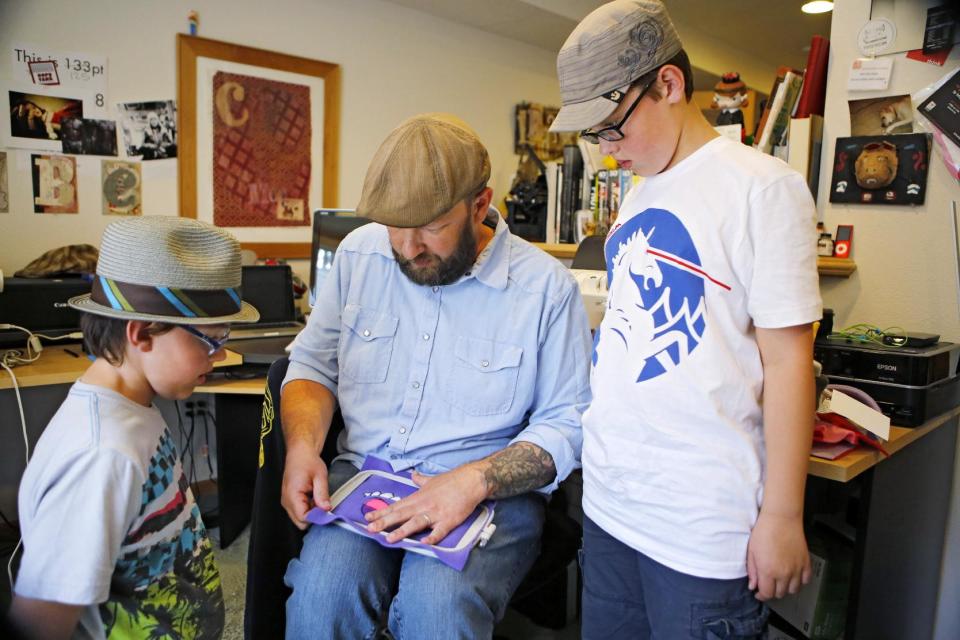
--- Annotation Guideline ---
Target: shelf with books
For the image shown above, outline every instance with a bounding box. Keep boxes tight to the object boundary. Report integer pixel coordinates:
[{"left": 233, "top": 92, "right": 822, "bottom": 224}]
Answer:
[
  {"left": 532, "top": 242, "right": 579, "bottom": 260},
  {"left": 533, "top": 242, "right": 856, "bottom": 278}
]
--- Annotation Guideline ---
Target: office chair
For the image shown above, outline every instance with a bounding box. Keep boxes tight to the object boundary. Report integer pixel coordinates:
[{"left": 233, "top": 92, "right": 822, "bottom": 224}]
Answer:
[
  {"left": 244, "top": 357, "right": 581, "bottom": 638},
  {"left": 571, "top": 235, "right": 606, "bottom": 271}
]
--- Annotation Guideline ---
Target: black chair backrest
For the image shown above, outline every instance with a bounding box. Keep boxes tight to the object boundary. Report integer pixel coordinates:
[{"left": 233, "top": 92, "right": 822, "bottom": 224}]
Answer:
[
  {"left": 571, "top": 235, "right": 606, "bottom": 270},
  {"left": 244, "top": 356, "right": 343, "bottom": 639}
]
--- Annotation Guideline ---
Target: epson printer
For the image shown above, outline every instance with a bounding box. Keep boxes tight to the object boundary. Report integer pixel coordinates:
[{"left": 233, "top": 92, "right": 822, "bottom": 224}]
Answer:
[{"left": 815, "top": 337, "right": 960, "bottom": 427}]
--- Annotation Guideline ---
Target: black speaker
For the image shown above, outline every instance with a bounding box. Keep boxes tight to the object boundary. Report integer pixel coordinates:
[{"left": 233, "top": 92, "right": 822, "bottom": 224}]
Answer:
[{"left": 0, "top": 276, "right": 91, "bottom": 347}]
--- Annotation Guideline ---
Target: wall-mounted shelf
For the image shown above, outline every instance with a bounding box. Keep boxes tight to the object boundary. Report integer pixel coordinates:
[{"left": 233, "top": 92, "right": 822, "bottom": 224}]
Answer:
[
  {"left": 534, "top": 242, "right": 857, "bottom": 278},
  {"left": 816, "top": 256, "right": 856, "bottom": 277}
]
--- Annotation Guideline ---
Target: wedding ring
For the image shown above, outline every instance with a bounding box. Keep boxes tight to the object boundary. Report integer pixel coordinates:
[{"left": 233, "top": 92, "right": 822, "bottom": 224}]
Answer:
[{"left": 421, "top": 512, "right": 432, "bottom": 526}]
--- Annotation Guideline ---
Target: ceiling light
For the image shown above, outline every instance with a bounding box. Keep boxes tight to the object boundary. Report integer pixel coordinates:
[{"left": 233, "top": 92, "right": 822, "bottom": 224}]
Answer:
[{"left": 802, "top": 1, "right": 834, "bottom": 14}]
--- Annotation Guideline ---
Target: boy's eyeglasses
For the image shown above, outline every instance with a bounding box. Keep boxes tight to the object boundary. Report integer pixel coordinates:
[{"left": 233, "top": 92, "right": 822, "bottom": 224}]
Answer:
[
  {"left": 580, "top": 79, "right": 656, "bottom": 144},
  {"left": 180, "top": 325, "right": 230, "bottom": 356}
]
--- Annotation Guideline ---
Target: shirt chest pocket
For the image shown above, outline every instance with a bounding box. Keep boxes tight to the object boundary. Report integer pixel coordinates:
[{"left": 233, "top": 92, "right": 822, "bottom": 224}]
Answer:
[
  {"left": 339, "top": 304, "right": 399, "bottom": 384},
  {"left": 444, "top": 336, "right": 523, "bottom": 416}
]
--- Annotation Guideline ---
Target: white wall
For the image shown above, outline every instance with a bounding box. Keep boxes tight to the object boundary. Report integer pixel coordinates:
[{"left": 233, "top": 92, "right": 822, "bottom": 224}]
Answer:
[
  {"left": 0, "top": 0, "right": 563, "bottom": 276},
  {"left": 818, "top": 2, "right": 960, "bottom": 638}
]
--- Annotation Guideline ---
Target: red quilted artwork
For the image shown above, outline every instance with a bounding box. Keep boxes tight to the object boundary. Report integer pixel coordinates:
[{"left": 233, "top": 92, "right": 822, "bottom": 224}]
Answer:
[{"left": 212, "top": 71, "right": 311, "bottom": 227}]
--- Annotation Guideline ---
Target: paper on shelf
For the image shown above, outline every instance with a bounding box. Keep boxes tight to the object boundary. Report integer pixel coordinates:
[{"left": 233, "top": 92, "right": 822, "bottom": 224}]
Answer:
[{"left": 819, "top": 389, "right": 890, "bottom": 440}]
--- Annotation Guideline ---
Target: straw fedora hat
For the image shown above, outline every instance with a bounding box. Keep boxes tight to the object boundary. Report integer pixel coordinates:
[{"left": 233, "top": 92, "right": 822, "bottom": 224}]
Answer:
[{"left": 69, "top": 216, "right": 260, "bottom": 325}]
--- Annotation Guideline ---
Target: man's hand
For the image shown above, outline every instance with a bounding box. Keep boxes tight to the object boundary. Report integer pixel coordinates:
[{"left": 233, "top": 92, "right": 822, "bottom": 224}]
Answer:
[
  {"left": 281, "top": 442, "right": 331, "bottom": 530},
  {"left": 280, "top": 379, "right": 337, "bottom": 529},
  {"left": 364, "top": 463, "right": 487, "bottom": 544},
  {"left": 746, "top": 510, "right": 811, "bottom": 600},
  {"left": 364, "top": 442, "right": 556, "bottom": 544}
]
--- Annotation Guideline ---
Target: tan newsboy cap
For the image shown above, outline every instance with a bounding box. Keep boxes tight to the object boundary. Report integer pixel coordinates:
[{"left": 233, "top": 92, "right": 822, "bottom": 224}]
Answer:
[{"left": 356, "top": 113, "right": 491, "bottom": 228}]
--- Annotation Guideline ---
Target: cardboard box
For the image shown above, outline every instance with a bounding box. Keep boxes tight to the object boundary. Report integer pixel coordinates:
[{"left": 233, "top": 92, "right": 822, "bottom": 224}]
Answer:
[{"left": 768, "top": 538, "right": 851, "bottom": 639}]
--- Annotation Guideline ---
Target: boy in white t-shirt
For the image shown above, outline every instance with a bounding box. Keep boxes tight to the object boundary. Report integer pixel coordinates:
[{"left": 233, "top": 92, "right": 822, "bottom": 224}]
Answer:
[
  {"left": 550, "top": 2, "right": 822, "bottom": 638},
  {"left": 8, "top": 216, "right": 259, "bottom": 639}
]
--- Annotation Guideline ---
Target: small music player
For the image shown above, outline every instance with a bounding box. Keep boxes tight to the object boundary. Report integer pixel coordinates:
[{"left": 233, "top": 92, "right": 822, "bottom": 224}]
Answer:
[{"left": 834, "top": 224, "right": 853, "bottom": 258}]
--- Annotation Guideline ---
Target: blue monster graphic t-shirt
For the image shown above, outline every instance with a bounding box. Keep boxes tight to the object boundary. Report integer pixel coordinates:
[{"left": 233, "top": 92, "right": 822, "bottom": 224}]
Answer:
[{"left": 583, "top": 136, "right": 822, "bottom": 579}]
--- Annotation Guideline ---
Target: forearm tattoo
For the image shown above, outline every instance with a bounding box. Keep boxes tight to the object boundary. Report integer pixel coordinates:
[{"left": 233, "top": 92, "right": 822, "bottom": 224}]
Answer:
[{"left": 482, "top": 443, "right": 557, "bottom": 499}]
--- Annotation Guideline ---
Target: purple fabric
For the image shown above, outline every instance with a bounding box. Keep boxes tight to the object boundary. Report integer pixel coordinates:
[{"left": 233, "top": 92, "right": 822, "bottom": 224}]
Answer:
[{"left": 305, "top": 457, "right": 495, "bottom": 571}]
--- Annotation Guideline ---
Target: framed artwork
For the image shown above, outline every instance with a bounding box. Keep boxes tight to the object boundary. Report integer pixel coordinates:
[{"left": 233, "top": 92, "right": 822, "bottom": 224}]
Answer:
[
  {"left": 177, "top": 35, "right": 340, "bottom": 258},
  {"left": 514, "top": 102, "right": 577, "bottom": 161},
  {"left": 828, "top": 133, "right": 930, "bottom": 206}
]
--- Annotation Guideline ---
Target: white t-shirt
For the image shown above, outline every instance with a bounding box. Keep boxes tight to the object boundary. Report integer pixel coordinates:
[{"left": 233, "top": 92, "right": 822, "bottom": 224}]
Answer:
[
  {"left": 582, "top": 136, "right": 822, "bottom": 579},
  {"left": 16, "top": 382, "right": 223, "bottom": 639}
]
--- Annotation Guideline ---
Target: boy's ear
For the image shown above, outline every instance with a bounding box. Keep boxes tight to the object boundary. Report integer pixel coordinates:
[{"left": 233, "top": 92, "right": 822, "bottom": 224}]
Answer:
[
  {"left": 660, "top": 65, "right": 686, "bottom": 105},
  {"left": 127, "top": 321, "right": 155, "bottom": 352}
]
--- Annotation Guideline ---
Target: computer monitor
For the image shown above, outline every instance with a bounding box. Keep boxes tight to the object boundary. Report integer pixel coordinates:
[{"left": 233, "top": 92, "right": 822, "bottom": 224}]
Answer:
[{"left": 309, "top": 209, "right": 371, "bottom": 304}]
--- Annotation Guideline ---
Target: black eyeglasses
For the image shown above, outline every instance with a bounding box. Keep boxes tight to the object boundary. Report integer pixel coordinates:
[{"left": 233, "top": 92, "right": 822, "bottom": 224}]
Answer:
[
  {"left": 580, "top": 79, "right": 656, "bottom": 144},
  {"left": 181, "top": 325, "right": 231, "bottom": 356}
]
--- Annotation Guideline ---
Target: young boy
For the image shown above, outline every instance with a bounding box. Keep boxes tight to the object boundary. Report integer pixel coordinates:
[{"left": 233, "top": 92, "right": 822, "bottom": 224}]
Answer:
[
  {"left": 8, "top": 216, "right": 259, "bottom": 639},
  {"left": 550, "top": 2, "right": 822, "bottom": 638}
]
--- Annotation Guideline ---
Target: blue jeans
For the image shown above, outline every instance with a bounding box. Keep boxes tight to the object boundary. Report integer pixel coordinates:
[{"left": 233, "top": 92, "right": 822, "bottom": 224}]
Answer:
[
  {"left": 581, "top": 516, "right": 768, "bottom": 640},
  {"left": 285, "top": 461, "right": 545, "bottom": 639}
]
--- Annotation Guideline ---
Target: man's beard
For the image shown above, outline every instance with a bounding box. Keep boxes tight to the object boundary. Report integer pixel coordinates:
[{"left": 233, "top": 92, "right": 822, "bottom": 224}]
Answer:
[{"left": 393, "top": 221, "right": 477, "bottom": 286}]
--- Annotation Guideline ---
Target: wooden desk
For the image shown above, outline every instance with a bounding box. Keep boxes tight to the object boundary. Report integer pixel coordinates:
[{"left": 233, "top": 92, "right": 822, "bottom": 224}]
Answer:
[
  {"left": 807, "top": 407, "right": 960, "bottom": 482},
  {"left": 4, "top": 346, "right": 957, "bottom": 632},
  {"left": 0, "top": 345, "right": 257, "bottom": 393},
  {"left": 10, "top": 347, "right": 939, "bottom": 485}
]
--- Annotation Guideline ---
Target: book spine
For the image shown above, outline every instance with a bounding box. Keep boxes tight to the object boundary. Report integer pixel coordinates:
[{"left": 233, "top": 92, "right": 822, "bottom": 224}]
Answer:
[
  {"left": 560, "top": 145, "right": 583, "bottom": 243},
  {"left": 795, "top": 35, "right": 830, "bottom": 118}
]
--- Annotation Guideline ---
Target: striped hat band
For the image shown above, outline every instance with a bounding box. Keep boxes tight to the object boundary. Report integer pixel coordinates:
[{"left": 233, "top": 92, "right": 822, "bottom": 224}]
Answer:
[{"left": 92, "top": 276, "right": 242, "bottom": 319}]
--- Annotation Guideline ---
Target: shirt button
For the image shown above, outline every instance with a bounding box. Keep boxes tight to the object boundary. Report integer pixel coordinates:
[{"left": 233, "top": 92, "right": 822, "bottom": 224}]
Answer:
[
  {"left": 412, "top": 381, "right": 420, "bottom": 389},
  {"left": 390, "top": 454, "right": 399, "bottom": 460},
  {"left": 399, "top": 427, "right": 407, "bottom": 434},
  {"left": 432, "top": 286, "right": 439, "bottom": 293},
  {"left": 480, "top": 359, "right": 489, "bottom": 368},
  {"left": 465, "top": 271, "right": 472, "bottom": 276},
  {"left": 422, "top": 333, "right": 430, "bottom": 341},
  {"left": 362, "top": 329, "right": 371, "bottom": 337}
]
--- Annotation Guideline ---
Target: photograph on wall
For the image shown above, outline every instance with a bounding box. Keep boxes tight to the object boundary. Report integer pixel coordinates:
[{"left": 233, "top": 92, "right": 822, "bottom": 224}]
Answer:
[
  {"left": 849, "top": 94, "right": 914, "bottom": 136},
  {"left": 515, "top": 102, "right": 578, "bottom": 161},
  {"left": 0, "top": 151, "right": 8, "bottom": 212},
  {"left": 102, "top": 160, "right": 141, "bottom": 216},
  {"left": 31, "top": 153, "right": 78, "bottom": 213},
  {"left": 8, "top": 90, "right": 83, "bottom": 141},
  {"left": 61, "top": 117, "right": 117, "bottom": 156},
  {"left": 117, "top": 100, "right": 177, "bottom": 160},
  {"left": 829, "top": 133, "right": 930, "bottom": 205},
  {"left": 211, "top": 71, "right": 311, "bottom": 227}
]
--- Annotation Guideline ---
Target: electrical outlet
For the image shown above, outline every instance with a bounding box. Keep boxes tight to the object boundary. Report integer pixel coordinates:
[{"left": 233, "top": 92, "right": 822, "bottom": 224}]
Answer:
[{"left": 200, "top": 444, "right": 209, "bottom": 457}]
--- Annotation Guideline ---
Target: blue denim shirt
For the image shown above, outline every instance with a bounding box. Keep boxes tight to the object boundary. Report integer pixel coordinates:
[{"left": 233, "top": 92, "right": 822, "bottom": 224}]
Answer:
[{"left": 283, "top": 212, "right": 591, "bottom": 492}]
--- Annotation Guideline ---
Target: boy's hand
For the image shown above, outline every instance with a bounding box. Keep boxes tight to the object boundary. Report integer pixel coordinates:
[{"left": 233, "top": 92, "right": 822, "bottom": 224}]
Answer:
[
  {"left": 281, "top": 442, "right": 330, "bottom": 529},
  {"left": 746, "top": 510, "right": 811, "bottom": 600}
]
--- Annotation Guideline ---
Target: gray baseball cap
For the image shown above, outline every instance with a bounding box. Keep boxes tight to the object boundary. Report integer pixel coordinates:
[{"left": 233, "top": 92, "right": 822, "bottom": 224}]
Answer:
[{"left": 550, "top": 0, "right": 683, "bottom": 133}]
